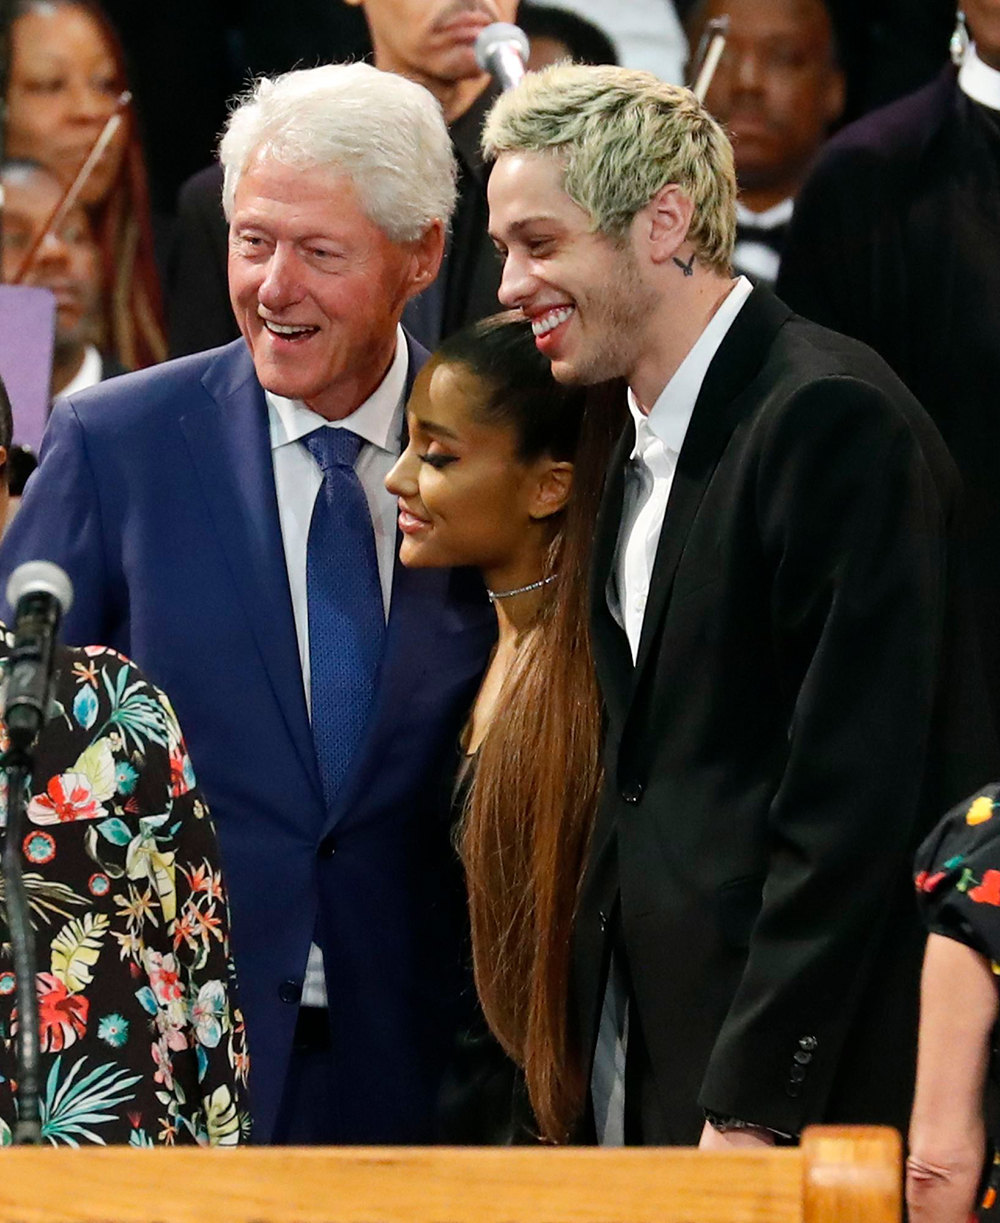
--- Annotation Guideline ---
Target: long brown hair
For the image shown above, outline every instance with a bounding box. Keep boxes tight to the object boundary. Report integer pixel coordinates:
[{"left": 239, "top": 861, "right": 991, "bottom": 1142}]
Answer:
[
  {"left": 11, "top": 0, "right": 167, "bottom": 369},
  {"left": 444, "top": 313, "right": 625, "bottom": 1141}
]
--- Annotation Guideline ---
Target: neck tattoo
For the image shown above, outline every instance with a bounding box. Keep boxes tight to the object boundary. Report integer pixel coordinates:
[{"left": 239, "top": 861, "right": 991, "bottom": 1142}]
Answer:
[{"left": 673, "top": 253, "right": 696, "bottom": 277}]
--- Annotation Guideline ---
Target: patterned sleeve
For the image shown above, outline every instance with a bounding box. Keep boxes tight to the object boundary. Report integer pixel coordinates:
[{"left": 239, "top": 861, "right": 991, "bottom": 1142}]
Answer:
[
  {"left": 0, "top": 643, "right": 250, "bottom": 1146},
  {"left": 142, "top": 686, "right": 252, "bottom": 1145},
  {"left": 915, "top": 783, "right": 1000, "bottom": 970}
]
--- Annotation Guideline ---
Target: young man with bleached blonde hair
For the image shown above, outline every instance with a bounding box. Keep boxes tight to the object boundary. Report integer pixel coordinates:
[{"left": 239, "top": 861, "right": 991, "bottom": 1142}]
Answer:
[
  {"left": 483, "top": 63, "right": 998, "bottom": 1149},
  {"left": 487, "top": 65, "right": 737, "bottom": 268}
]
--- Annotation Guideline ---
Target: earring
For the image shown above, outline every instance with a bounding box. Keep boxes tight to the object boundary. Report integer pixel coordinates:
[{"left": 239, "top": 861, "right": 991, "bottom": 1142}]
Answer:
[{"left": 951, "top": 9, "right": 969, "bottom": 66}]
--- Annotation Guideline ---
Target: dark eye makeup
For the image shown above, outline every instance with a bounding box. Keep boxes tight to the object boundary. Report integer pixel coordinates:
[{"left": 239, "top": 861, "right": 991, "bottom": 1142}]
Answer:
[{"left": 419, "top": 453, "right": 459, "bottom": 469}]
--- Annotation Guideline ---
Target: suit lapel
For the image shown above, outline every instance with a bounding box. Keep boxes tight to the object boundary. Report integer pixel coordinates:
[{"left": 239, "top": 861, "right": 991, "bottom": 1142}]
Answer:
[
  {"left": 319, "top": 329, "right": 468, "bottom": 831},
  {"left": 180, "top": 342, "right": 324, "bottom": 805},
  {"left": 631, "top": 287, "right": 792, "bottom": 682},
  {"left": 589, "top": 426, "right": 636, "bottom": 735}
]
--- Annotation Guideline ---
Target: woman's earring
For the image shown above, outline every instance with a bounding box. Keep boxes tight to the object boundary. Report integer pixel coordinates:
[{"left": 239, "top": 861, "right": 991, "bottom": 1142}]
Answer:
[{"left": 951, "top": 9, "right": 970, "bottom": 66}]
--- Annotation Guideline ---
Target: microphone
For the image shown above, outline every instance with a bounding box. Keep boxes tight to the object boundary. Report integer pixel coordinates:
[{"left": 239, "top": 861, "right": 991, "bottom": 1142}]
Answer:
[
  {"left": 4, "top": 561, "right": 73, "bottom": 751},
  {"left": 475, "top": 22, "right": 529, "bottom": 92}
]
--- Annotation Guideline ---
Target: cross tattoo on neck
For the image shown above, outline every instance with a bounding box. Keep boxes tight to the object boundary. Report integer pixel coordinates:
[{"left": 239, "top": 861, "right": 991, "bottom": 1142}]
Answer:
[{"left": 673, "top": 253, "right": 695, "bottom": 277}]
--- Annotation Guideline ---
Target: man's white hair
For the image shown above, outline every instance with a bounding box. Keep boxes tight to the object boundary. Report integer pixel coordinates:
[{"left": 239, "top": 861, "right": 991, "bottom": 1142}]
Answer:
[{"left": 220, "top": 62, "right": 458, "bottom": 242}]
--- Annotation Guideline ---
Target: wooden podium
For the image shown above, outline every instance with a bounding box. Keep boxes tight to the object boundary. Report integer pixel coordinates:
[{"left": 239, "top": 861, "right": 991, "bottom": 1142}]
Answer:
[{"left": 0, "top": 1125, "right": 900, "bottom": 1223}]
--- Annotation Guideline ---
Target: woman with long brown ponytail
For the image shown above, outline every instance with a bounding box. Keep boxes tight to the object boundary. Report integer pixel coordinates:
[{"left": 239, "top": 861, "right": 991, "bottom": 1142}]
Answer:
[{"left": 386, "top": 311, "right": 624, "bottom": 1142}]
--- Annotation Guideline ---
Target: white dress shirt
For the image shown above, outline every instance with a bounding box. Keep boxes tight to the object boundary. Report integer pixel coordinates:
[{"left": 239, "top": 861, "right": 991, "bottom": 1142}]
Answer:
[
  {"left": 54, "top": 344, "right": 103, "bottom": 401},
  {"left": 266, "top": 324, "right": 408, "bottom": 1008},
  {"left": 959, "top": 43, "right": 1000, "bottom": 111},
  {"left": 610, "top": 276, "right": 753, "bottom": 662},
  {"left": 592, "top": 276, "right": 753, "bottom": 1144}
]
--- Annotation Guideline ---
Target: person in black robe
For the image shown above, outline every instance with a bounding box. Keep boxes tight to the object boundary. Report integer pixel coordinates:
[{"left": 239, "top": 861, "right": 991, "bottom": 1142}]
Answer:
[{"left": 777, "top": 4, "right": 1000, "bottom": 730}]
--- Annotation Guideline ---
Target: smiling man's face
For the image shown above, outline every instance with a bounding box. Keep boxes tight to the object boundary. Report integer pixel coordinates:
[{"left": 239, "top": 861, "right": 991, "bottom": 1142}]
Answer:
[
  {"left": 488, "top": 150, "right": 657, "bottom": 387},
  {"left": 228, "top": 155, "right": 425, "bottom": 419}
]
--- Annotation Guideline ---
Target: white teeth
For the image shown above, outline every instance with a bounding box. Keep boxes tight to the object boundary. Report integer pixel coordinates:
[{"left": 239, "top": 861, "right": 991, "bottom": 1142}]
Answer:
[
  {"left": 264, "top": 320, "right": 317, "bottom": 336},
  {"left": 531, "top": 306, "right": 574, "bottom": 337}
]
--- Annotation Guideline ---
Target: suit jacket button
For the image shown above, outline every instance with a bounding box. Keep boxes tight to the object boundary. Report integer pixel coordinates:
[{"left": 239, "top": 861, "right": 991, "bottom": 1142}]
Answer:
[
  {"left": 786, "top": 1082, "right": 802, "bottom": 1098},
  {"left": 793, "top": 1050, "right": 812, "bottom": 1065},
  {"left": 799, "top": 1035, "right": 818, "bottom": 1052},
  {"left": 789, "top": 1064, "right": 807, "bottom": 1083},
  {"left": 622, "top": 782, "right": 644, "bottom": 804},
  {"left": 278, "top": 979, "right": 302, "bottom": 1004},
  {"left": 318, "top": 835, "right": 336, "bottom": 858}
]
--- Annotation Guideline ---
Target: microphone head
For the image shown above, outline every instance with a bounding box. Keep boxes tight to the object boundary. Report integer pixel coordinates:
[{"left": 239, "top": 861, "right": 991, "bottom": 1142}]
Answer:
[
  {"left": 6, "top": 561, "right": 74, "bottom": 615},
  {"left": 475, "top": 22, "right": 530, "bottom": 73}
]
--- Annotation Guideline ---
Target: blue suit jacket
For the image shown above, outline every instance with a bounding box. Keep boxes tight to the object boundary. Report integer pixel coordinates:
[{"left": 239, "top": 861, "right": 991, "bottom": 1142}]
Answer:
[{"left": 0, "top": 338, "right": 495, "bottom": 1142}]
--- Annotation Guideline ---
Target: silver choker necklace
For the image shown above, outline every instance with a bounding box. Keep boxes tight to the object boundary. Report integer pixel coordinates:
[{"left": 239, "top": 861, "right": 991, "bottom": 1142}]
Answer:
[{"left": 486, "top": 574, "right": 558, "bottom": 603}]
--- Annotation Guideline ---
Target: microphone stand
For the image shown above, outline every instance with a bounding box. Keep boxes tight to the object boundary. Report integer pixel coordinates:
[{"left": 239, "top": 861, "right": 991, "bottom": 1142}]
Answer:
[
  {"left": 1, "top": 743, "right": 42, "bottom": 1143},
  {"left": 0, "top": 564, "right": 74, "bottom": 1143}
]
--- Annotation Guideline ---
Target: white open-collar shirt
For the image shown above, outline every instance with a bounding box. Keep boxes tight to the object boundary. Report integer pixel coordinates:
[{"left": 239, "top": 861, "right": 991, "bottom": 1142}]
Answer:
[
  {"left": 609, "top": 277, "right": 753, "bottom": 663},
  {"left": 593, "top": 275, "right": 753, "bottom": 1145}
]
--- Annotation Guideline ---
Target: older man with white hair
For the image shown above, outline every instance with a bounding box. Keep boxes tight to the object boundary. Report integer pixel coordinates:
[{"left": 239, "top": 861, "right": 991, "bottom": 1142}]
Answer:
[{"left": 0, "top": 62, "right": 495, "bottom": 1144}]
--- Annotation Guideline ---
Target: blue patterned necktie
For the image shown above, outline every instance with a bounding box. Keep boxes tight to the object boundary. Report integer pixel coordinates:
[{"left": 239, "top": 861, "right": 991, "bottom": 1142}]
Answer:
[{"left": 302, "top": 427, "right": 385, "bottom": 810}]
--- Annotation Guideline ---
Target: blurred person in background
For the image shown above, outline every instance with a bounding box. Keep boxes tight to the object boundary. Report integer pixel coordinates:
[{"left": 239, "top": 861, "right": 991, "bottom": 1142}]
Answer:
[
  {"left": 686, "top": 0, "right": 844, "bottom": 285},
  {"left": 6, "top": 0, "right": 166, "bottom": 370},
  {"left": 1, "top": 160, "right": 124, "bottom": 400},
  {"left": 518, "top": 2, "right": 619, "bottom": 70},
  {"left": 169, "top": 0, "right": 518, "bottom": 358},
  {"left": 344, "top": 0, "right": 521, "bottom": 347},
  {"left": 777, "top": 0, "right": 1000, "bottom": 734},
  {"left": 0, "top": 158, "right": 126, "bottom": 510}
]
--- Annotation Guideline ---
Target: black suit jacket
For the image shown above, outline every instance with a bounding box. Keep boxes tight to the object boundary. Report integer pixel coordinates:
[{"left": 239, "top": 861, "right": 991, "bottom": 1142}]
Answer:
[{"left": 575, "top": 286, "right": 999, "bottom": 1143}]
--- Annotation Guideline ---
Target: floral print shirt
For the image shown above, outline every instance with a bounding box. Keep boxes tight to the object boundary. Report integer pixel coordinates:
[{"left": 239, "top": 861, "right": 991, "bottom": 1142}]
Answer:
[
  {"left": 916, "top": 783, "right": 1000, "bottom": 969},
  {"left": 0, "top": 634, "right": 249, "bottom": 1146}
]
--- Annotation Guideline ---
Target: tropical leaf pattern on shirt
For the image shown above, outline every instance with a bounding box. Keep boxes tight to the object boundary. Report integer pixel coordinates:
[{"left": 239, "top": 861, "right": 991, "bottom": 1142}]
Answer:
[
  {"left": 0, "top": 640, "right": 250, "bottom": 1145},
  {"left": 50, "top": 913, "right": 110, "bottom": 993}
]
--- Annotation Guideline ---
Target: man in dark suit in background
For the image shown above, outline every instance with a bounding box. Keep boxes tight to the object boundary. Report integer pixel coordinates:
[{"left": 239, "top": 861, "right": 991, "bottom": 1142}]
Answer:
[
  {"left": 0, "top": 62, "right": 494, "bottom": 1145},
  {"left": 484, "top": 64, "right": 997, "bottom": 1147},
  {"left": 777, "top": 0, "right": 1000, "bottom": 734},
  {"left": 168, "top": 0, "right": 518, "bottom": 357}
]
